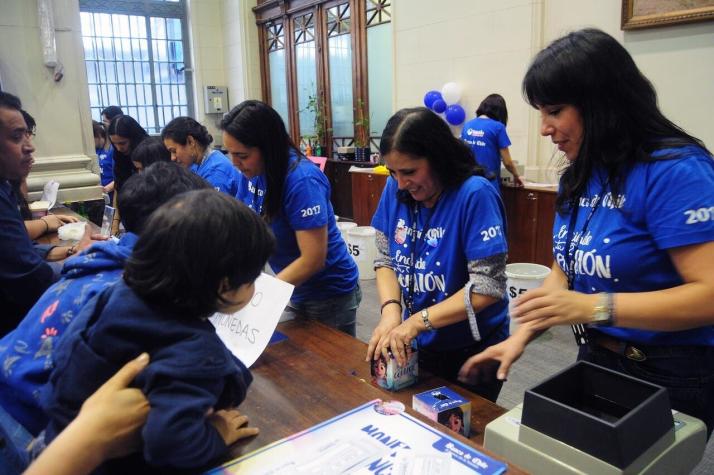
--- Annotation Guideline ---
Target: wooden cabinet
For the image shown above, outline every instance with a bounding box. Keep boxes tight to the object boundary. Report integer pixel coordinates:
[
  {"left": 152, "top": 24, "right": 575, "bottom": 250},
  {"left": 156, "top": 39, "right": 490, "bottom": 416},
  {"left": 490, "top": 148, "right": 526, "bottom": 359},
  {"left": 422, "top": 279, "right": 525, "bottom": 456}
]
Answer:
[
  {"left": 501, "top": 186, "right": 557, "bottom": 267},
  {"left": 324, "top": 159, "right": 374, "bottom": 219},
  {"left": 351, "top": 172, "right": 388, "bottom": 226}
]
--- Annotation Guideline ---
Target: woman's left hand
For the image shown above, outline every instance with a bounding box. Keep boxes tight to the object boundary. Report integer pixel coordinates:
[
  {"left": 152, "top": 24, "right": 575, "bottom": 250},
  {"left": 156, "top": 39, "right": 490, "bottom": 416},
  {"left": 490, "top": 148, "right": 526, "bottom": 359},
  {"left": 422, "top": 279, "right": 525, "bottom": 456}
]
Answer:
[
  {"left": 512, "top": 287, "right": 598, "bottom": 331},
  {"left": 377, "top": 318, "right": 420, "bottom": 367}
]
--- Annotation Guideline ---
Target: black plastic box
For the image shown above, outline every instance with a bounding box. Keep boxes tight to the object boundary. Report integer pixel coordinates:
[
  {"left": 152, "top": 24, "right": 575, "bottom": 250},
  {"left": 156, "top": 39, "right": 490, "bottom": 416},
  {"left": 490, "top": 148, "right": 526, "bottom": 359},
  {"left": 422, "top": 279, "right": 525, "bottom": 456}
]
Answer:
[{"left": 521, "top": 361, "right": 673, "bottom": 468}]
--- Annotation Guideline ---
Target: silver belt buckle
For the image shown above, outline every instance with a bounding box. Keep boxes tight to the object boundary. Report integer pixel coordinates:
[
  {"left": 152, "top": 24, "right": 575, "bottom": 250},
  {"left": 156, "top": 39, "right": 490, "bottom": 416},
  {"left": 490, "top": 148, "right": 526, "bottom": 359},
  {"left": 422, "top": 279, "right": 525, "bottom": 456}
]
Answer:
[{"left": 625, "top": 346, "right": 646, "bottom": 362}]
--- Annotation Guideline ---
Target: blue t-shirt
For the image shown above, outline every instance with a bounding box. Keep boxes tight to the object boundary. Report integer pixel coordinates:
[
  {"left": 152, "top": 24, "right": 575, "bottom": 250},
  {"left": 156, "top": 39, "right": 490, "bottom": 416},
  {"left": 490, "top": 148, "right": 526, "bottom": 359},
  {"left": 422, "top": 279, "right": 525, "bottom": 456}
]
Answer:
[
  {"left": 235, "top": 151, "right": 358, "bottom": 303},
  {"left": 372, "top": 176, "right": 509, "bottom": 351},
  {"left": 461, "top": 117, "right": 511, "bottom": 188},
  {"left": 190, "top": 149, "right": 240, "bottom": 196},
  {"left": 552, "top": 147, "right": 714, "bottom": 345},
  {"left": 96, "top": 146, "right": 114, "bottom": 187}
]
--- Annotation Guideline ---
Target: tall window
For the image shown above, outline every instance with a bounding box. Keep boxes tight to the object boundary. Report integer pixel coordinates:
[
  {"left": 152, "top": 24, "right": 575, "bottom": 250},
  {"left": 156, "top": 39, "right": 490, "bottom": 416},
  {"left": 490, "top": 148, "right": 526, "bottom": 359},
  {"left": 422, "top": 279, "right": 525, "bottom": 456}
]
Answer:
[
  {"left": 254, "top": 0, "right": 393, "bottom": 158},
  {"left": 79, "top": 0, "right": 192, "bottom": 133}
]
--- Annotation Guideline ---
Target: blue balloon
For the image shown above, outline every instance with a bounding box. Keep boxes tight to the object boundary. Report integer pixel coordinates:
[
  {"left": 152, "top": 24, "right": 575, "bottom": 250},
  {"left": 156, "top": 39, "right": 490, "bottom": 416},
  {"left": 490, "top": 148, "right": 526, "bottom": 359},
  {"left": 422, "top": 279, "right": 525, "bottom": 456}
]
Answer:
[
  {"left": 445, "top": 104, "right": 466, "bottom": 125},
  {"left": 431, "top": 99, "right": 447, "bottom": 113},
  {"left": 423, "top": 90, "right": 442, "bottom": 109}
]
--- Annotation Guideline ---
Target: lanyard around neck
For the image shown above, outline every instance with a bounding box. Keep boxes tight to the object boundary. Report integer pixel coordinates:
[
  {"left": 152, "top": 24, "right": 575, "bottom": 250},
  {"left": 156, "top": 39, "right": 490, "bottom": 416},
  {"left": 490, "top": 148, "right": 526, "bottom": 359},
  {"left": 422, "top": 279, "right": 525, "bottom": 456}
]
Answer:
[
  {"left": 405, "top": 196, "right": 441, "bottom": 315},
  {"left": 566, "top": 182, "right": 607, "bottom": 345}
]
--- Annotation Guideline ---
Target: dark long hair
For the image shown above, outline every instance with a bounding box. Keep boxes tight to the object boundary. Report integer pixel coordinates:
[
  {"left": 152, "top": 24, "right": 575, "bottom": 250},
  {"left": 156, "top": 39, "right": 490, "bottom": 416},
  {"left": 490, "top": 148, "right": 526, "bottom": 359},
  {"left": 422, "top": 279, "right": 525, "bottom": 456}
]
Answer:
[
  {"left": 130, "top": 137, "right": 171, "bottom": 169},
  {"left": 523, "top": 28, "right": 710, "bottom": 213},
  {"left": 123, "top": 189, "right": 275, "bottom": 320},
  {"left": 220, "top": 100, "right": 301, "bottom": 220},
  {"left": 380, "top": 107, "right": 483, "bottom": 202},
  {"left": 161, "top": 116, "right": 214, "bottom": 149},
  {"left": 107, "top": 115, "right": 148, "bottom": 191},
  {"left": 476, "top": 94, "right": 508, "bottom": 126}
]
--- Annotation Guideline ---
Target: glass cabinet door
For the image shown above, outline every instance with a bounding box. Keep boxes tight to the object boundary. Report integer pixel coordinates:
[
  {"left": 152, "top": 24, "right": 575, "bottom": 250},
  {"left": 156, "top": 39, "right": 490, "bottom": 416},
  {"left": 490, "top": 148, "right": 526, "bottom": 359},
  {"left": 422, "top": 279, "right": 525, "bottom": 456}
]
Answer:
[
  {"left": 266, "top": 21, "right": 290, "bottom": 130},
  {"left": 326, "top": 3, "right": 354, "bottom": 144}
]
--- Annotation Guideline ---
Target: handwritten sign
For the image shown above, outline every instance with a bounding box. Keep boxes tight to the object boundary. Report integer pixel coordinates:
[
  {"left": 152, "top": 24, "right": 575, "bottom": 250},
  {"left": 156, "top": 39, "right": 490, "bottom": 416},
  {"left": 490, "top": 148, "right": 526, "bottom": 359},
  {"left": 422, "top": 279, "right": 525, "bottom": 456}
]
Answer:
[{"left": 210, "top": 273, "right": 294, "bottom": 367}]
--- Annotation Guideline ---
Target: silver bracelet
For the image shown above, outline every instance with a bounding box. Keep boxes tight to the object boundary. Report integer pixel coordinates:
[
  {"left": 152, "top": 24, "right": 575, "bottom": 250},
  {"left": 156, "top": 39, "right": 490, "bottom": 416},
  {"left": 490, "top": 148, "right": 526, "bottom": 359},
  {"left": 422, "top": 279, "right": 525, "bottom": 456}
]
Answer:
[{"left": 421, "top": 308, "right": 434, "bottom": 331}]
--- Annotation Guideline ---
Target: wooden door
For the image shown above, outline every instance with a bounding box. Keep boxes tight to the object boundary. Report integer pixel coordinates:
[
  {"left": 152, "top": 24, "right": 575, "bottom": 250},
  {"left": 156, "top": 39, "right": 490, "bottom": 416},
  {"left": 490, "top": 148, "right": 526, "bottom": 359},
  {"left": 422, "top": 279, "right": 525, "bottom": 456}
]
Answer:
[
  {"left": 502, "top": 187, "right": 538, "bottom": 263},
  {"left": 534, "top": 191, "right": 557, "bottom": 267}
]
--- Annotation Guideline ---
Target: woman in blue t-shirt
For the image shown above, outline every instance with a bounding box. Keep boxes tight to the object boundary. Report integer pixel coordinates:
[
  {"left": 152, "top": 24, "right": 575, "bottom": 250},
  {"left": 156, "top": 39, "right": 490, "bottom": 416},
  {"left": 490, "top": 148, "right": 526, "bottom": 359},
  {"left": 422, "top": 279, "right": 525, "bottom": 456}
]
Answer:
[
  {"left": 162, "top": 117, "right": 239, "bottom": 196},
  {"left": 366, "top": 107, "right": 510, "bottom": 402},
  {"left": 460, "top": 94, "right": 523, "bottom": 189},
  {"left": 220, "top": 100, "right": 361, "bottom": 336},
  {"left": 461, "top": 28, "right": 714, "bottom": 436}
]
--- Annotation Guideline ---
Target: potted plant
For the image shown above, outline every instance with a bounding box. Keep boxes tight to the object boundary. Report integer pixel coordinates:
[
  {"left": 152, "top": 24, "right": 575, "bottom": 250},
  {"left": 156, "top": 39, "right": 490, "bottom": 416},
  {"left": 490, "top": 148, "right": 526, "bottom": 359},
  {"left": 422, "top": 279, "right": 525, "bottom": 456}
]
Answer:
[
  {"left": 354, "top": 98, "right": 372, "bottom": 162},
  {"left": 302, "top": 93, "right": 329, "bottom": 156}
]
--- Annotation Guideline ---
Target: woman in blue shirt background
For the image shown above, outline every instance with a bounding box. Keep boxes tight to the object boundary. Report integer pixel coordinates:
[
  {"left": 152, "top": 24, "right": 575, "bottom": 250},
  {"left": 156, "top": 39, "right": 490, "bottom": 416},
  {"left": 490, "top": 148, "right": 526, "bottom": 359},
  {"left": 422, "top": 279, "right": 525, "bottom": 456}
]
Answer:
[
  {"left": 461, "top": 94, "right": 523, "bottom": 189},
  {"left": 221, "top": 100, "right": 361, "bottom": 336},
  {"left": 461, "top": 28, "right": 714, "bottom": 436},
  {"left": 162, "top": 116, "right": 240, "bottom": 196}
]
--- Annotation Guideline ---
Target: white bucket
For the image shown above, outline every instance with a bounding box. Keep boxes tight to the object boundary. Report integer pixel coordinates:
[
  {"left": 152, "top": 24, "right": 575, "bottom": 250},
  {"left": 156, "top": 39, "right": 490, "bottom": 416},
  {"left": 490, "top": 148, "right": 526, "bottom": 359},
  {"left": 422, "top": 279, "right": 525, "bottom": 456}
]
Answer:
[
  {"left": 337, "top": 221, "right": 357, "bottom": 241},
  {"left": 506, "top": 263, "right": 551, "bottom": 310},
  {"left": 346, "top": 226, "right": 377, "bottom": 280}
]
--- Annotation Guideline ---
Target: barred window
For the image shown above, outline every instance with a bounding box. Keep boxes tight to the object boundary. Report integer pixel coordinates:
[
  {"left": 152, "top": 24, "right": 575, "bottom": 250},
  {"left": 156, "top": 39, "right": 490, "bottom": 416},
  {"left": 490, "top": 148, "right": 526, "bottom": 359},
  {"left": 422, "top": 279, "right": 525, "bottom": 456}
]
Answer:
[{"left": 79, "top": 0, "right": 193, "bottom": 133}]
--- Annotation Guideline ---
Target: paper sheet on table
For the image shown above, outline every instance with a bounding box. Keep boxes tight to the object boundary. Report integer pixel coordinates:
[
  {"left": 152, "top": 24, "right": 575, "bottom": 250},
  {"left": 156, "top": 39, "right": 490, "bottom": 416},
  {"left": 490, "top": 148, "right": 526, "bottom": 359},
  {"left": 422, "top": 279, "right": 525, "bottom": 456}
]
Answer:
[
  {"left": 210, "top": 273, "right": 294, "bottom": 367},
  {"left": 41, "top": 180, "right": 60, "bottom": 209}
]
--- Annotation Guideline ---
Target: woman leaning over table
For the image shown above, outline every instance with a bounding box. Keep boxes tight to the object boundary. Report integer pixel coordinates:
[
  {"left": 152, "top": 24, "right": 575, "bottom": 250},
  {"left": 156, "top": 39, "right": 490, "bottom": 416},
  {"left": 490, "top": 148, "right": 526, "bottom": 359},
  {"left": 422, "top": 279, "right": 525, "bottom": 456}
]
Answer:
[
  {"left": 460, "top": 28, "right": 714, "bottom": 436},
  {"left": 161, "top": 116, "right": 239, "bottom": 195},
  {"left": 366, "top": 107, "right": 510, "bottom": 402},
  {"left": 220, "top": 100, "right": 361, "bottom": 336}
]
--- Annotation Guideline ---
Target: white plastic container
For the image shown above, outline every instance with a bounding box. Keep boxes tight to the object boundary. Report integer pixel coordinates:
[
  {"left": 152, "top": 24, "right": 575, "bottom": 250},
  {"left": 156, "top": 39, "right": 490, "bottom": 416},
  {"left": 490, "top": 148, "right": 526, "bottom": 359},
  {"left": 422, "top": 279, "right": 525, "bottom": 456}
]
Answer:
[
  {"left": 506, "top": 263, "right": 551, "bottom": 310},
  {"left": 337, "top": 221, "right": 358, "bottom": 242},
  {"left": 346, "top": 226, "right": 377, "bottom": 280}
]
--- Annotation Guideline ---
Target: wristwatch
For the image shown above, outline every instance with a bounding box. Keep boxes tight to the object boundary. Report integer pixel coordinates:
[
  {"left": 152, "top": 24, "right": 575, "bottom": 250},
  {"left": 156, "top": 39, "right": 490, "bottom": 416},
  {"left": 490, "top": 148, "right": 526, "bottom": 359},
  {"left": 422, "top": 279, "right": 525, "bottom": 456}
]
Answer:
[
  {"left": 421, "top": 308, "right": 434, "bottom": 331},
  {"left": 590, "top": 293, "right": 614, "bottom": 326}
]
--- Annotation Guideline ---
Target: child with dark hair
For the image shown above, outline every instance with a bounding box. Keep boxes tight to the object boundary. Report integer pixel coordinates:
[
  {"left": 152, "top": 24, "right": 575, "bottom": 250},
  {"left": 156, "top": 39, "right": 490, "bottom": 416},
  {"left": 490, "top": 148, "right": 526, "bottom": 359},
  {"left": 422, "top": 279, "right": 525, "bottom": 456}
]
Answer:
[
  {"left": 92, "top": 120, "right": 114, "bottom": 196},
  {"left": 130, "top": 136, "right": 171, "bottom": 171},
  {"left": 43, "top": 189, "right": 275, "bottom": 472},
  {"left": 0, "top": 162, "right": 210, "bottom": 439},
  {"left": 162, "top": 116, "right": 239, "bottom": 195}
]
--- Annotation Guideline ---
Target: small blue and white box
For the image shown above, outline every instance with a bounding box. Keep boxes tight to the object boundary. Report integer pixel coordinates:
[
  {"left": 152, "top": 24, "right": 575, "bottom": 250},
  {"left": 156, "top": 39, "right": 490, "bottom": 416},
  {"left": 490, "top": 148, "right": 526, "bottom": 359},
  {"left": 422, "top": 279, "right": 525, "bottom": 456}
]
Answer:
[{"left": 413, "top": 386, "right": 471, "bottom": 437}]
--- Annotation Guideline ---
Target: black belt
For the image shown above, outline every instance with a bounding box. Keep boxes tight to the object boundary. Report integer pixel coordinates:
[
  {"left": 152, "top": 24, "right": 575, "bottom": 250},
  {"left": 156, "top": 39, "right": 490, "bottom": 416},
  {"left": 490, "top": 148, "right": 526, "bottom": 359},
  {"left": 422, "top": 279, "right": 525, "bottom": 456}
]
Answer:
[{"left": 589, "top": 332, "right": 648, "bottom": 362}]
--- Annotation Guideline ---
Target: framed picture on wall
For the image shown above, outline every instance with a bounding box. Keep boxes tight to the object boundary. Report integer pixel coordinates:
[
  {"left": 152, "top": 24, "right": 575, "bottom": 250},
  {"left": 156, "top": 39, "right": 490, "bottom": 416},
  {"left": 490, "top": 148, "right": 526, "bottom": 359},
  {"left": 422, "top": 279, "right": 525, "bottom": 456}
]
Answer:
[{"left": 622, "top": 0, "right": 714, "bottom": 30}]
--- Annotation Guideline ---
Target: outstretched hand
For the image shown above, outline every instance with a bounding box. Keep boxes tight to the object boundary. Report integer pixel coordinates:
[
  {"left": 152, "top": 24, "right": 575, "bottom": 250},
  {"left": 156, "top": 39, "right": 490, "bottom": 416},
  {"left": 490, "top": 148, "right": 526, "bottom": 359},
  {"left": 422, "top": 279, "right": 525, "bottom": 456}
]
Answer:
[{"left": 511, "top": 287, "right": 598, "bottom": 331}]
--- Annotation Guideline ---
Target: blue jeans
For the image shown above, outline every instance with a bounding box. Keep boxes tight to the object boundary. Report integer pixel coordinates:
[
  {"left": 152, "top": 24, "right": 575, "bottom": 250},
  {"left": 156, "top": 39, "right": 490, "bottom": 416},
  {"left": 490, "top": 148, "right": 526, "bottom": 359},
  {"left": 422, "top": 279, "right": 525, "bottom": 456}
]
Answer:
[
  {"left": 0, "top": 405, "right": 32, "bottom": 475},
  {"left": 579, "top": 338, "right": 714, "bottom": 439},
  {"left": 283, "top": 284, "right": 362, "bottom": 337}
]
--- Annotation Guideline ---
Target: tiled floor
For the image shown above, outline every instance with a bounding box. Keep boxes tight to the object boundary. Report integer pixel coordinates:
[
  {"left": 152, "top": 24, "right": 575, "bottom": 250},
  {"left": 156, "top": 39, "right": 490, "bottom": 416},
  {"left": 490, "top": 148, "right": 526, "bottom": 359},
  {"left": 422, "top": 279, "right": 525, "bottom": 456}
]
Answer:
[{"left": 354, "top": 277, "right": 713, "bottom": 474}]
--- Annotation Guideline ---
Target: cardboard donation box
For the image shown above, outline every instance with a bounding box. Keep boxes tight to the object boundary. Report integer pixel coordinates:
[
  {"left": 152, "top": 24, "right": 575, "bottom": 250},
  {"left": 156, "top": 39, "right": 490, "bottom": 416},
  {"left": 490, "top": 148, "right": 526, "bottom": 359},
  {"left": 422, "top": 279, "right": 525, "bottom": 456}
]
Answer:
[
  {"left": 413, "top": 386, "right": 471, "bottom": 437},
  {"left": 370, "top": 349, "right": 418, "bottom": 391}
]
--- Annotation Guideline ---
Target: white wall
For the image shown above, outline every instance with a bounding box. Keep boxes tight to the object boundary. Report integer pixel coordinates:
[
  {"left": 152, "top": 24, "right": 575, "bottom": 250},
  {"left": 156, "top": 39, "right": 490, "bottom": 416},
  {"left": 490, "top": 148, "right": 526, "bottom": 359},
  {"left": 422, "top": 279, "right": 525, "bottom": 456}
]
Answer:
[
  {"left": 188, "top": 0, "right": 227, "bottom": 144},
  {"left": 223, "top": 0, "right": 262, "bottom": 106},
  {"left": 392, "top": 0, "right": 714, "bottom": 181},
  {"left": 0, "top": 0, "right": 100, "bottom": 201}
]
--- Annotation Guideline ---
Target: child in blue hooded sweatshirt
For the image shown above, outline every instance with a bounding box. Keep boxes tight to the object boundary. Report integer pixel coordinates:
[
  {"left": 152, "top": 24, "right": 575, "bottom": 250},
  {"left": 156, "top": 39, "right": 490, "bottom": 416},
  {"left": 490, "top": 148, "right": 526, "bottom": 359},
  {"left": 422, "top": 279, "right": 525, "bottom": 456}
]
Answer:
[
  {"left": 0, "top": 162, "right": 210, "bottom": 437},
  {"left": 42, "top": 189, "right": 274, "bottom": 473}
]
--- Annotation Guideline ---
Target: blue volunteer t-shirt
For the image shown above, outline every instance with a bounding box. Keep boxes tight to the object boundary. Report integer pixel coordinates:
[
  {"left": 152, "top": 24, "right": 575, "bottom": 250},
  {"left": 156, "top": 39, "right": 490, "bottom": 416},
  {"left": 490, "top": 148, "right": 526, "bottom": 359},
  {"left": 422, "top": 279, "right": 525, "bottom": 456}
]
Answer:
[
  {"left": 461, "top": 117, "right": 511, "bottom": 189},
  {"left": 190, "top": 149, "right": 240, "bottom": 196},
  {"left": 235, "top": 150, "right": 358, "bottom": 303},
  {"left": 553, "top": 147, "right": 714, "bottom": 345},
  {"left": 372, "top": 175, "right": 509, "bottom": 351},
  {"left": 96, "top": 146, "right": 114, "bottom": 187}
]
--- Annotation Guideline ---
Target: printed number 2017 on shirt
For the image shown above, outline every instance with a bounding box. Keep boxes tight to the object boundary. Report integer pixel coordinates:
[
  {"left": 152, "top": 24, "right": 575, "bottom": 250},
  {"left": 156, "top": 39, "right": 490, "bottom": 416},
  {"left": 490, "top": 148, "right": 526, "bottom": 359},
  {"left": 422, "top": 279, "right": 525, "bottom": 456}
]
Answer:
[{"left": 301, "top": 205, "right": 321, "bottom": 217}]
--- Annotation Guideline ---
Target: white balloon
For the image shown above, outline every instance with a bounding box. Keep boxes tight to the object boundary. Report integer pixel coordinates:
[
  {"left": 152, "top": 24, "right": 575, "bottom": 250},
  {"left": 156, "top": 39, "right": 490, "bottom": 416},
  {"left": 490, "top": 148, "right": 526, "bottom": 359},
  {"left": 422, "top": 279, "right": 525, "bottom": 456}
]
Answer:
[{"left": 441, "top": 82, "right": 462, "bottom": 104}]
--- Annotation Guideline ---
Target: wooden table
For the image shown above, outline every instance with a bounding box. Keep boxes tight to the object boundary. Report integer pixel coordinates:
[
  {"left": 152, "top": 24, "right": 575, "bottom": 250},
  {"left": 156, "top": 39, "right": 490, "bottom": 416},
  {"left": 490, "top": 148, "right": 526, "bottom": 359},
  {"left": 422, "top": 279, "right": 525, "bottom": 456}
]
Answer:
[
  {"left": 34, "top": 206, "right": 101, "bottom": 246},
  {"left": 225, "top": 320, "right": 526, "bottom": 473}
]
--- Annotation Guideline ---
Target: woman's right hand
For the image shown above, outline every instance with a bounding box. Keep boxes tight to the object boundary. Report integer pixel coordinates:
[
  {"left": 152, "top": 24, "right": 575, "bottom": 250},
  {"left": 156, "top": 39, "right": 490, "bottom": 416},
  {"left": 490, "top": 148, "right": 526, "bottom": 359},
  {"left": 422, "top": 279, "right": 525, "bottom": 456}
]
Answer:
[
  {"left": 208, "top": 408, "right": 259, "bottom": 446},
  {"left": 365, "top": 311, "right": 402, "bottom": 362}
]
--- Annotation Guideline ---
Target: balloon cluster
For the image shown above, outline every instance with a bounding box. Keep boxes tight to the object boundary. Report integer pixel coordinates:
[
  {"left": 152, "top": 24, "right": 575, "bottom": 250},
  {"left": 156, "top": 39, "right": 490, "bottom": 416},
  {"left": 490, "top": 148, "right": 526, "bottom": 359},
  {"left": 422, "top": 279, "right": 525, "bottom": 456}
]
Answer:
[{"left": 423, "top": 82, "right": 466, "bottom": 126}]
